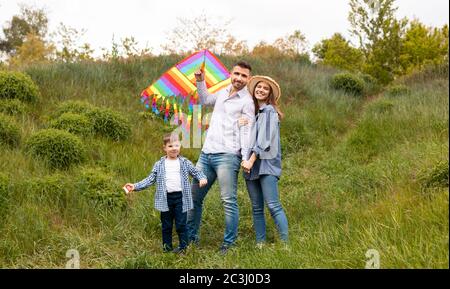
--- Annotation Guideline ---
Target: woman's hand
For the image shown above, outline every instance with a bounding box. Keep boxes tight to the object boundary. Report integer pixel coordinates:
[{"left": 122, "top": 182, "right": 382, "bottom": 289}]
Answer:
[
  {"left": 199, "top": 179, "right": 208, "bottom": 188},
  {"left": 241, "top": 160, "right": 253, "bottom": 173},
  {"left": 238, "top": 116, "right": 249, "bottom": 127},
  {"left": 123, "top": 183, "right": 135, "bottom": 194}
]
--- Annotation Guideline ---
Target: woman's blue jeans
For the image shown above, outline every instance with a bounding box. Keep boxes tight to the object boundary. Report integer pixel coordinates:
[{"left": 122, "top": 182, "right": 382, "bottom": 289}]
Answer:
[{"left": 245, "top": 175, "right": 289, "bottom": 243}]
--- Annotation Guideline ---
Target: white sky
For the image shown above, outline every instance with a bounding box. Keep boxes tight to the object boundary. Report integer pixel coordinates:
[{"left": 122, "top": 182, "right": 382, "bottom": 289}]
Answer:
[{"left": 0, "top": 0, "right": 448, "bottom": 56}]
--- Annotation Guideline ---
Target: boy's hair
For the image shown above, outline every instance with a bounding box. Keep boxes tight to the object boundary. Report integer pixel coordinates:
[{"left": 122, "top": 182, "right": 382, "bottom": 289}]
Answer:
[
  {"left": 233, "top": 60, "right": 252, "bottom": 72},
  {"left": 163, "top": 133, "right": 180, "bottom": 145}
]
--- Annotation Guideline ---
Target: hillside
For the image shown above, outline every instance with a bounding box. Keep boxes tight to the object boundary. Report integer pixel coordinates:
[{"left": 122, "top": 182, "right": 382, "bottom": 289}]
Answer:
[{"left": 0, "top": 56, "right": 448, "bottom": 268}]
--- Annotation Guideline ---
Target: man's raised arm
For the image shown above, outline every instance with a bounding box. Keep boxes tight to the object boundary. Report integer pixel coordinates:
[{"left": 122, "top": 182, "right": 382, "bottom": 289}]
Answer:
[{"left": 195, "top": 69, "right": 217, "bottom": 106}]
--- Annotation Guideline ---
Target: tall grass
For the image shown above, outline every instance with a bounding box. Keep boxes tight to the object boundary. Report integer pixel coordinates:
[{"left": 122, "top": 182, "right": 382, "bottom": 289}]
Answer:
[{"left": 0, "top": 57, "right": 447, "bottom": 268}]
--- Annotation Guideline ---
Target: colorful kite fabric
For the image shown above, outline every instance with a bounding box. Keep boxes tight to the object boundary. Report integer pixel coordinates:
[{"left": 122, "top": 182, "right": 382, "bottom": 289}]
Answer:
[{"left": 140, "top": 49, "right": 231, "bottom": 126}]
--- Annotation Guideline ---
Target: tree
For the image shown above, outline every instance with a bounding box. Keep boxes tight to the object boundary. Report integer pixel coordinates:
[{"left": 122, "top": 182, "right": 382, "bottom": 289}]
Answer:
[
  {"left": 348, "top": 0, "right": 407, "bottom": 83},
  {"left": 162, "top": 14, "right": 230, "bottom": 54},
  {"left": 222, "top": 35, "right": 249, "bottom": 56},
  {"left": 274, "top": 30, "right": 309, "bottom": 57},
  {"left": 251, "top": 41, "right": 284, "bottom": 59},
  {"left": 399, "top": 20, "right": 449, "bottom": 74},
  {"left": 0, "top": 4, "right": 49, "bottom": 56},
  {"left": 53, "top": 23, "right": 94, "bottom": 62},
  {"left": 313, "top": 33, "right": 364, "bottom": 71},
  {"left": 8, "top": 32, "right": 55, "bottom": 67}
]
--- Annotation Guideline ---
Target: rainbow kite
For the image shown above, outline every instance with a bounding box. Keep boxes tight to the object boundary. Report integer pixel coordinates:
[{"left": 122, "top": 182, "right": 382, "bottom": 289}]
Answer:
[{"left": 140, "top": 49, "right": 231, "bottom": 128}]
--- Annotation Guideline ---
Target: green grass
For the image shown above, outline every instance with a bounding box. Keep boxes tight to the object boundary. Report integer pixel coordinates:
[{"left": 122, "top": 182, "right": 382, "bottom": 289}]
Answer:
[{"left": 0, "top": 57, "right": 447, "bottom": 268}]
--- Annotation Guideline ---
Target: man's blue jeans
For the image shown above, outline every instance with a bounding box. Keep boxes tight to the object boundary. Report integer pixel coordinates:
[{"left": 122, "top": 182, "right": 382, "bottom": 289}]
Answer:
[
  {"left": 187, "top": 152, "right": 241, "bottom": 246},
  {"left": 245, "top": 175, "right": 289, "bottom": 243}
]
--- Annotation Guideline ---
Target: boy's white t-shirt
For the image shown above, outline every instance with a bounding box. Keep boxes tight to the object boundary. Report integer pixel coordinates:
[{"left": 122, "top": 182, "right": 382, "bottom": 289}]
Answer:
[{"left": 165, "top": 158, "right": 182, "bottom": 193}]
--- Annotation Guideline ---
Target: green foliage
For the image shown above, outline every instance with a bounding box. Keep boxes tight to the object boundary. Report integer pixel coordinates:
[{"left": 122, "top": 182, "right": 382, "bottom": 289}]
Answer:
[
  {"left": 76, "top": 167, "right": 126, "bottom": 209},
  {"left": 25, "top": 129, "right": 86, "bottom": 169},
  {"left": 400, "top": 21, "right": 449, "bottom": 75},
  {"left": 49, "top": 113, "right": 93, "bottom": 136},
  {"left": 313, "top": 33, "right": 364, "bottom": 71},
  {"left": 0, "top": 114, "right": 20, "bottom": 147},
  {"left": 52, "top": 101, "right": 131, "bottom": 141},
  {"left": 0, "top": 71, "right": 40, "bottom": 102},
  {"left": 331, "top": 73, "right": 365, "bottom": 96},
  {"left": 87, "top": 108, "right": 131, "bottom": 141},
  {"left": 53, "top": 100, "right": 95, "bottom": 119},
  {"left": 0, "top": 5, "right": 49, "bottom": 55},
  {"left": 386, "top": 84, "right": 410, "bottom": 97},
  {"left": 0, "top": 99, "right": 27, "bottom": 115},
  {"left": 419, "top": 160, "right": 449, "bottom": 189},
  {"left": 349, "top": 0, "right": 408, "bottom": 84}
]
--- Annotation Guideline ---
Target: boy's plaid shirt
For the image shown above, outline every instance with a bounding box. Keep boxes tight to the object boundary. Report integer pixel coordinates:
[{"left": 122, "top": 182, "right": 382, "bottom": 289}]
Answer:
[{"left": 133, "top": 156, "right": 206, "bottom": 213}]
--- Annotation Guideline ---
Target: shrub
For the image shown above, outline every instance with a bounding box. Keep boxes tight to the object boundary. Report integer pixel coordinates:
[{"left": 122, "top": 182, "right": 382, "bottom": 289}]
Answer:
[
  {"left": 331, "top": 73, "right": 365, "bottom": 96},
  {"left": 87, "top": 108, "right": 131, "bottom": 141},
  {"left": 386, "top": 85, "right": 410, "bottom": 97},
  {"left": 0, "top": 99, "right": 27, "bottom": 115},
  {"left": 76, "top": 167, "right": 126, "bottom": 209},
  {"left": 25, "top": 129, "right": 86, "bottom": 169},
  {"left": 49, "top": 113, "right": 93, "bottom": 136},
  {"left": 0, "top": 71, "right": 39, "bottom": 102},
  {"left": 359, "top": 73, "right": 381, "bottom": 95},
  {"left": 0, "top": 114, "right": 20, "bottom": 147},
  {"left": 53, "top": 101, "right": 95, "bottom": 119},
  {"left": 419, "top": 160, "right": 449, "bottom": 189}
]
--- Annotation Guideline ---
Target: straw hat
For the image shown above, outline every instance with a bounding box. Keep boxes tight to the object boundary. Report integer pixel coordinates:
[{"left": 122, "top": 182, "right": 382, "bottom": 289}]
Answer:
[{"left": 247, "top": 75, "right": 281, "bottom": 102}]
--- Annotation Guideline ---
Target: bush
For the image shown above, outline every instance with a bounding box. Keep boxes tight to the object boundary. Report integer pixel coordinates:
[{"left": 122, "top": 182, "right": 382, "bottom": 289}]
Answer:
[
  {"left": 0, "top": 114, "right": 20, "bottom": 147},
  {"left": 0, "top": 99, "right": 27, "bottom": 115},
  {"left": 87, "top": 108, "right": 131, "bottom": 141},
  {"left": 359, "top": 73, "right": 381, "bottom": 95},
  {"left": 0, "top": 71, "right": 39, "bottom": 102},
  {"left": 76, "top": 167, "right": 126, "bottom": 209},
  {"left": 53, "top": 101, "right": 95, "bottom": 119},
  {"left": 386, "top": 85, "right": 410, "bottom": 97},
  {"left": 25, "top": 129, "right": 86, "bottom": 169},
  {"left": 331, "top": 73, "right": 365, "bottom": 96},
  {"left": 419, "top": 160, "right": 449, "bottom": 189},
  {"left": 49, "top": 113, "right": 93, "bottom": 136}
]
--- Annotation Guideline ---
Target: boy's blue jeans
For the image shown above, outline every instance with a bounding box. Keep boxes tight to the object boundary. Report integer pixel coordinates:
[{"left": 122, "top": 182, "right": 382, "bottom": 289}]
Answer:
[
  {"left": 187, "top": 152, "right": 241, "bottom": 246},
  {"left": 160, "top": 191, "right": 188, "bottom": 251},
  {"left": 245, "top": 175, "right": 289, "bottom": 243}
]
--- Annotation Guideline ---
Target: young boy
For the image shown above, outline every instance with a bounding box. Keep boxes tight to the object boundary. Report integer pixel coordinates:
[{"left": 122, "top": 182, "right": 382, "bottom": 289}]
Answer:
[{"left": 123, "top": 133, "right": 207, "bottom": 254}]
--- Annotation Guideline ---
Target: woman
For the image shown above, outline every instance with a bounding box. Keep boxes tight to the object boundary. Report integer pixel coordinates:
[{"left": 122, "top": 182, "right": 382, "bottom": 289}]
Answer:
[{"left": 240, "top": 75, "right": 289, "bottom": 248}]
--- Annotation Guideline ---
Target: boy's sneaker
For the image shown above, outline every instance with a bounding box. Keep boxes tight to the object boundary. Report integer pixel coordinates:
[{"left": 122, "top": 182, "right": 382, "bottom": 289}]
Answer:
[
  {"left": 163, "top": 244, "right": 173, "bottom": 253},
  {"left": 173, "top": 247, "right": 187, "bottom": 255}
]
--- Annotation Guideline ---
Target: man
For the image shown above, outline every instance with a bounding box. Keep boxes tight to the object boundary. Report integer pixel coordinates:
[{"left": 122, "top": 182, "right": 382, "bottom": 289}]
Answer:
[{"left": 187, "top": 61, "right": 255, "bottom": 254}]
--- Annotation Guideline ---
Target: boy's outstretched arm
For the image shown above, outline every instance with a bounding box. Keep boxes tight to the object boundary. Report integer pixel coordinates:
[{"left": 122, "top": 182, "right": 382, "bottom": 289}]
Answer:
[{"left": 128, "top": 163, "right": 158, "bottom": 192}]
